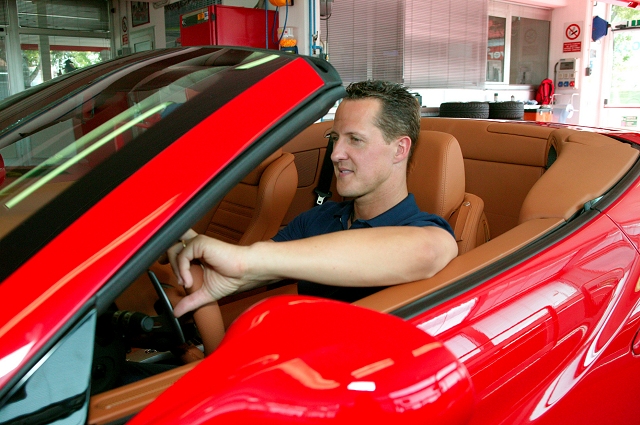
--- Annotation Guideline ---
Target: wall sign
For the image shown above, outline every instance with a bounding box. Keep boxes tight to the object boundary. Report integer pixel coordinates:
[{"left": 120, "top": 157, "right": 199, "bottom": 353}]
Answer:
[
  {"left": 563, "top": 42, "right": 581, "bottom": 53},
  {"left": 565, "top": 24, "right": 580, "bottom": 40},
  {"left": 131, "top": 2, "right": 150, "bottom": 27},
  {"left": 563, "top": 21, "right": 583, "bottom": 53}
]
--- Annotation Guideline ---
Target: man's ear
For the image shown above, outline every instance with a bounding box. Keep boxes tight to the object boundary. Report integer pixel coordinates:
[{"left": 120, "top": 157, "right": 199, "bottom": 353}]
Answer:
[{"left": 393, "top": 136, "right": 412, "bottom": 163}]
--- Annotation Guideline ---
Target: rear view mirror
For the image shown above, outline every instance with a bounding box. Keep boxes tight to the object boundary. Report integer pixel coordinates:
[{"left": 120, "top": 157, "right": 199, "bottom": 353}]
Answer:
[{"left": 131, "top": 295, "right": 476, "bottom": 425}]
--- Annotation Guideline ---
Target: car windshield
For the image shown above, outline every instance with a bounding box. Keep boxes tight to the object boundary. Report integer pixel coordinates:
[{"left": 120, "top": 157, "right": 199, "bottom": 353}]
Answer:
[{"left": 0, "top": 48, "right": 278, "bottom": 238}]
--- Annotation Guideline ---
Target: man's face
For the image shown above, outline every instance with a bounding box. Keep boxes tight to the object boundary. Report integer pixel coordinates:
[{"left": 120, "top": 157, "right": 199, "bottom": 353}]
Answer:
[{"left": 329, "top": 98, "right": 400, "bottom": 201}]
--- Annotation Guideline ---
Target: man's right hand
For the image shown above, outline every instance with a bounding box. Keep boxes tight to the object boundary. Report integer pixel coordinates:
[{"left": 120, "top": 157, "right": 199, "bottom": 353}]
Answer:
[{"left": 169, "top": 235, "right": 255, "bottom": 317}]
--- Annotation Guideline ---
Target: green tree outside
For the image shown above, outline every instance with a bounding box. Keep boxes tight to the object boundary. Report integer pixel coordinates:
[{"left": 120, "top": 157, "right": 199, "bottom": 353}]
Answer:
[
  {"left": 22, "top": 49, "right": 102, "bottom": 88},
  {"left": 610, "top": 6, "right": 640, "bottom": 105}
]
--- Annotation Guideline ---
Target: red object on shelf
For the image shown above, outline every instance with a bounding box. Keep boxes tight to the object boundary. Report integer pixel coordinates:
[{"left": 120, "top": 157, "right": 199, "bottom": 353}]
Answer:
[{"left": 180, "top": 5, "right": 279, "bottom": 50}]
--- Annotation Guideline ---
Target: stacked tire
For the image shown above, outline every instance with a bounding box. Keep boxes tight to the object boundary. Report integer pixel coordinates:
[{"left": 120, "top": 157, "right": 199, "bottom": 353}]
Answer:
[
  {"left": 439, "top": 102, "right": 489, "bottom": 119},
  {"left": 488, "top": 101, "right": 524, "bottom": 120}
]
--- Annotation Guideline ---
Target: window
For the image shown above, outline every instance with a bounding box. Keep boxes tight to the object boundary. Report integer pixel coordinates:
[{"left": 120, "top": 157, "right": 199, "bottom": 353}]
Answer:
[
  {"left": 487, "top": 16, "right": 506, "bottom": 82},
  {"left": 322, "top": 0, "right": 487, "bottom": 89},
  {"left": 16, "top": 0, "right": 111, "bottom": 89},
  {"left": 608, "top": 5, "right": 640, "bottom": 106},
  {"left": 17, "top": 0, "right": 109, "bottom": 32},
  {"left": 20, "top": 34, "right": 110, "bottom": 87},
  {"left": 0, "top": 34, "right": 8, "bottom": 100},
  {"left": 404, "top": 0, "right": 487, "bottom": 89},
  {"left": 486, "top": 2, "right": 551, "bottom": 86},
  {"left": 0, "top": 0, "right": 111, "bottom": 99},
  {"left": 0, "top": 311, "right": 96, "bottom": 424},
  {"left": 321, "top": 0, "right": 403, "bottom": 84},
  {"left": 509, "top": 17, "right": 549, "bottom": 85}
]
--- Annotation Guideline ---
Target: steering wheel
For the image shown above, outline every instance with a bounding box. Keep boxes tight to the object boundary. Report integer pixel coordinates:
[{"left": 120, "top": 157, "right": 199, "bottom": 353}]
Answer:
[
  {"left": 145, "top": 263, "right": 225, "bottom": 357},
  {"left": 148, "top": 269, "right": 186, "bottom": 348}
]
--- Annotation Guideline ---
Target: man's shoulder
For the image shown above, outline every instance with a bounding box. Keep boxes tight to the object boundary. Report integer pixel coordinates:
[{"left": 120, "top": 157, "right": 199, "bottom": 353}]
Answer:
[{"left": 393, "top": 194, "right": 455, "bottom": 237}]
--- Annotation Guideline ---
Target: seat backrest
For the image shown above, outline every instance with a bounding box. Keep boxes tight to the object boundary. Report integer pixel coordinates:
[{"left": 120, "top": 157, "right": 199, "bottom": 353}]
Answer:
[
  {"left": 194, "top": 149, "right": 298, "bottom": 245},
  {"left": 408, "top": 130, "right": 490, "bottom": 254}
]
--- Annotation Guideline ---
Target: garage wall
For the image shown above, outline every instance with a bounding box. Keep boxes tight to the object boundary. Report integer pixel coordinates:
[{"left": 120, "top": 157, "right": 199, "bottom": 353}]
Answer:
[
  {"left": 113, "top": 0, "right": 631, "bottom": 129},
  {"left": 547, "top": 0, "right": 593, "bottom": 126}
]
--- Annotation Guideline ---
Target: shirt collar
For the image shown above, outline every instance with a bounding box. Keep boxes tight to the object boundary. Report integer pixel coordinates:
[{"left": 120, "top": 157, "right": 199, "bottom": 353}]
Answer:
[
  {"left": 334, "top": 200, "right": 355, "bottom": 230},
  {"left": 333, "top": 194, "right": 417, "bottom": 229}
]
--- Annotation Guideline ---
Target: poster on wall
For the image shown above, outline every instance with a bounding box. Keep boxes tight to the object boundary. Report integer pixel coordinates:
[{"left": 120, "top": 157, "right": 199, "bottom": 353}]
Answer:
[{"left": 131, "top": 2, "right": 150, "bottom": 27}]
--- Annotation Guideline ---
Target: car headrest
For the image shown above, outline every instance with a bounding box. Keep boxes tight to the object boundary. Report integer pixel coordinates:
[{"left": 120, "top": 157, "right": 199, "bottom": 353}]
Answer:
[
  {"left": 407, "top": 130, "right": 465, "bottom": 219},
  {"left": 242, "top": 149, "right": 284, "bottom": 185}
]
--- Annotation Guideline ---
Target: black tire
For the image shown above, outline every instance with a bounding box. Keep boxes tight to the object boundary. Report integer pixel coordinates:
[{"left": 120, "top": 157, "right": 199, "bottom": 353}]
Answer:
[
  {"left": 489, "top": 101, "right": 524, "bottom": 120},
  {"left": 439, "top": 101, "right": 489, "bottom": 118}
]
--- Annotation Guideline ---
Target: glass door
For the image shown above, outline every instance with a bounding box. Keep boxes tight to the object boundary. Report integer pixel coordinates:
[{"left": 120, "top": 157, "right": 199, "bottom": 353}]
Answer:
[{"left": 602, "top": 5, "right": 640, "bottom": 129}]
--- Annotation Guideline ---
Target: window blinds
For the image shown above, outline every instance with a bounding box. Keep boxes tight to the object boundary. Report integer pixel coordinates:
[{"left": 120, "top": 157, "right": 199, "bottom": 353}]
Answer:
[
  {"left": 17, "top": 0, "right": 109, "bottom": 32},
  {"left": 323, "top": 0, "right": 488, "bottom": 89},
  {"left": 323, "top": 0, "right": 403, "bottom": 84},
  {"left": 404, "top": 0, "right": 487, "bottom": 88}
]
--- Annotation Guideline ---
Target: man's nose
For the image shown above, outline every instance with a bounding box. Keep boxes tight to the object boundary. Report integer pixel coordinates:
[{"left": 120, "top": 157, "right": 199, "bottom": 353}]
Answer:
[{"left": 330, "top": 138, "right": 347, "bottom": 162}]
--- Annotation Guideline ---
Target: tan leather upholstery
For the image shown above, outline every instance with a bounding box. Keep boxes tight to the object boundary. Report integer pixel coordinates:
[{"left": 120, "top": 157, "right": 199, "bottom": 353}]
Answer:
[
  {"left": 420, "top": 118, "right": 551, "bottom": 237},
  {"left": 519, "top": 128, "right": 639, "bottom": 223},
  {"left": 195, "top": 148, "right": 298, "bottom": 245},
  {"left": 282, "top": 120, "right": 340, "bottom": 225},
  {"left": 89, "top": 362, "right": 200, "bottom": 425},
  {"left": 408, "top": 130, "right": 490, "bottom": 254},
  {"left": 354, "top": 217, "right": 563, "bottom": 313},
  {"left": 356, "top": 122, "right": 639, "bottom": 314},
  {"left": 93, "top": 120, "right": 640, "bottom": 425}
]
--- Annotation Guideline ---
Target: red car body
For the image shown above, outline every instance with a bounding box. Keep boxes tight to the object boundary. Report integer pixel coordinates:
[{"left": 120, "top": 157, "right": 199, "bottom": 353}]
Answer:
[{"left": 0, "top": 47, "right": 639, "bottom": 424}]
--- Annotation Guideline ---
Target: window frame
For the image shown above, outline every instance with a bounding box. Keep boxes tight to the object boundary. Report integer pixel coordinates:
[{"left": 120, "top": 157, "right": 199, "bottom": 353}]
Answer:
[
  {"left": 486, "top": 1, "right": 551, "bottom": 87},
  {"left": 604, "top": 5, "right": 640, "bottom": 108}
]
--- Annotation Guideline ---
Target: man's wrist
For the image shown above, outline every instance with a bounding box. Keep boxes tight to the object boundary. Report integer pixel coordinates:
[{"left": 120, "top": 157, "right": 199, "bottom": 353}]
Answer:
[{"left": 245, "top": 241, "right": 281, "bottom": 284}]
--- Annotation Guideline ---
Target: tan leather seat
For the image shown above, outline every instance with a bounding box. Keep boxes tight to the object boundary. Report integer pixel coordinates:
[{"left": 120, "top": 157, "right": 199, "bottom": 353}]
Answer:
[
  {"left": 193, "top": 148, "right": 298, "bottom": 245},
  {"left": 408, "top": 130, "right": 490, "bottom": 254}
]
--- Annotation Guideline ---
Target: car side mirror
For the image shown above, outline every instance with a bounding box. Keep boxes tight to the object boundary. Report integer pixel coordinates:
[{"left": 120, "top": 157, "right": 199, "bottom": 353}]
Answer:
[{"left": 131, "top": 295, "right": 476, "bottom": 425}]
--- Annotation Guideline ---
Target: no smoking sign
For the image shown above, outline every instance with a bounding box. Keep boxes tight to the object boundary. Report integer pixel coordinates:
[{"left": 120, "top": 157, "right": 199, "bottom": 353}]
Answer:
[{"left": 564, "top": 23, "right": 581, "bottom": 41}]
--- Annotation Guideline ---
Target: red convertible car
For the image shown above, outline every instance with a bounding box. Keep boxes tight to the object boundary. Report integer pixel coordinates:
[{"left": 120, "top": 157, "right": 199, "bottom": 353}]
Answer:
[{"left": 0, "top": 46, "right": 639, "bottom": 425}]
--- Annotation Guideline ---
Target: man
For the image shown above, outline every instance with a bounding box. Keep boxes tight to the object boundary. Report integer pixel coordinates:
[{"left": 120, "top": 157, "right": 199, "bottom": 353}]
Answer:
[{"left": 170, "top": 80, "right": 457, "bottom": 318}]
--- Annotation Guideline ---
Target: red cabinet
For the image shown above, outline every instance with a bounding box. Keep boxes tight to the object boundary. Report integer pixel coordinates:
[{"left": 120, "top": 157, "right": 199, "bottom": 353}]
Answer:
[{"left": 180, "top": 5, "right": 279, "bottom": 50}]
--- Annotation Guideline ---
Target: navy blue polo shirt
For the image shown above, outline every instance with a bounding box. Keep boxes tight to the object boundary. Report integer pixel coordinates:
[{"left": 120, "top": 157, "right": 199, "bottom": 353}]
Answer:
[{"left": 272, "top": 194, "right": 454, "bottom": 302}]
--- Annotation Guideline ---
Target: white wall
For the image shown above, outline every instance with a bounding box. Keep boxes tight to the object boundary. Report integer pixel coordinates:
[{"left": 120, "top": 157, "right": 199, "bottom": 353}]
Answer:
[
  {"left": 114, "top": 1, "right": 165, "bottom": 53},
  {"left": 547, "top": 0, "right": 593, "bottom": 125},
  {"left": 282, "top": 1, "right": 312, "bottom": 56},
  {"left": 114, "top": 0, "right": 637, "bottom": 128}
]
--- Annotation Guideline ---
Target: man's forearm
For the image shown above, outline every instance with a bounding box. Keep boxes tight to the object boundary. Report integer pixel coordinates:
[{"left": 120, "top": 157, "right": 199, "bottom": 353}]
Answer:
[{"left": 246, "top": 226, "right": 457, "bottom": 288}]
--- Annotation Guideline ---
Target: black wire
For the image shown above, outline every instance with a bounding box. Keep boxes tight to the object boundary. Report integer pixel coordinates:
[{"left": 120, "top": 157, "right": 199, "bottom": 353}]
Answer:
[
  {"left": 271, "top": 6, "right": 279, "bottom": 45},
  {"left": 320, "top": 0, "right": 331, "bottom": 60},
  {"left": 325, "top": 9, "right": 330, "bottom": 46}
]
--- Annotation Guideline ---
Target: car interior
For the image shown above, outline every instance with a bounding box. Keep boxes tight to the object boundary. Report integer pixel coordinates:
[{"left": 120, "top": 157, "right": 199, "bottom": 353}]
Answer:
[
  {"left": 1, "top": 75, "right": 638, "bottom": 421},
  {"left": 85, "top": 116, "right": 640, "bottom": 424}
]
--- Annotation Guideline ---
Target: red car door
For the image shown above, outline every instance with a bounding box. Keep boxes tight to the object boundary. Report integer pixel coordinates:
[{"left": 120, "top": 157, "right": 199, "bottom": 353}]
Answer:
[{"left": 407, "top": 186, "right": 640, "bottom": 424}]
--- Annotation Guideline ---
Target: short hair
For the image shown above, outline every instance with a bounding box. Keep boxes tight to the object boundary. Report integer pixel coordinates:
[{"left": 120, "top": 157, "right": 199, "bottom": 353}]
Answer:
[{"left": 344, "top": 80, "right": 420, "bottom": 160}]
